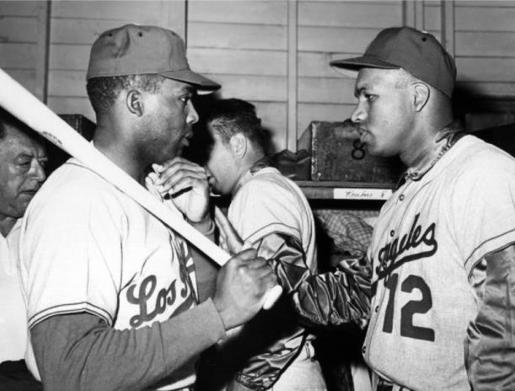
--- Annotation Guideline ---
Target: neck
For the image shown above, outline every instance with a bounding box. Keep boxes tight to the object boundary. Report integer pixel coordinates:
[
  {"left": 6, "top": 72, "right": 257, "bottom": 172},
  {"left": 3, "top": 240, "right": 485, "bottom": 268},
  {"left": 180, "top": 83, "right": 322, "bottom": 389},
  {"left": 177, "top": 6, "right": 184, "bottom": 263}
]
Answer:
[
  {"left": 231, "top": 152, "right": 266, "bottom": 195},
  {"left": 401, "top": 115, "right": 455, "bottom": 169},
  {"left": 0, "top": 215, "right": 17, "bottom": 237},
  {"left": 94, "top": 124, "right": 146, "bottom": 184}
]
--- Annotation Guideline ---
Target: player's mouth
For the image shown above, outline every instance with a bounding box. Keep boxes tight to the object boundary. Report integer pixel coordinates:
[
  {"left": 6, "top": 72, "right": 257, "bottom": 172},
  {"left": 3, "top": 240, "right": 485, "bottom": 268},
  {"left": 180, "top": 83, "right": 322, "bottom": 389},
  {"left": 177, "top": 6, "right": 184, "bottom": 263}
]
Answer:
[{"left": 19, "top": 188, "right": 39, "bottom": 198}]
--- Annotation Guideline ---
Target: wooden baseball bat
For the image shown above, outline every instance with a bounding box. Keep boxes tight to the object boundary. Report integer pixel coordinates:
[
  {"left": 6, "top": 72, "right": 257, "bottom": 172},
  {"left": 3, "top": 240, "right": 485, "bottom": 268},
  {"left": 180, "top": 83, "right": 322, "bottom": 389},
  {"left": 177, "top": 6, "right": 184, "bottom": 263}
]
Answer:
[{"left": 0, "top": 68, "right": 282, "bottom": 309}]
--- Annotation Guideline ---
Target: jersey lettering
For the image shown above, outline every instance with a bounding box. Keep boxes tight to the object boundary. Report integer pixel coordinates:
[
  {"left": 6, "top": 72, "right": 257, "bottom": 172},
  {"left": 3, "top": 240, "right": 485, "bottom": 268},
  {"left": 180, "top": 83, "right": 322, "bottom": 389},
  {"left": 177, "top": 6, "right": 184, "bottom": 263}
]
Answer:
[
  {"left": 375, "top": 213, "right": 437, "bottom": 281},
  {"left": 127, "top": 274, "right": 191, "bottom": 327}
]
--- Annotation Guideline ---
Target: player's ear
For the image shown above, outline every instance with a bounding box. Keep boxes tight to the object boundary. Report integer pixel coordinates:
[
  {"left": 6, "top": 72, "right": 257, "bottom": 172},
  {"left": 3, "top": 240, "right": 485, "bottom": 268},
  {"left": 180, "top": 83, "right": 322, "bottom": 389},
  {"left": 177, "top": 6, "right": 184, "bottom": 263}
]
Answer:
[
  {"left": 229, "top": 133, "right": 247, "bottom": 158},
  {"left": 413, "top": 82, "right": 430, "bottom": 112},
  {"left": 126, "top": 89, "right": 144, "bottom": 117}
]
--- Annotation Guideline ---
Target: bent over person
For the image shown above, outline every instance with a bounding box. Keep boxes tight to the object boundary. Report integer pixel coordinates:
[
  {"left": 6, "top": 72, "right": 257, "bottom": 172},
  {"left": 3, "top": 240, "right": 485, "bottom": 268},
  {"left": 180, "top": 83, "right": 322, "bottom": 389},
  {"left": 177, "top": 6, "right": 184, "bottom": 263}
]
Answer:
[
  {"left": 198, "top": 99, "right": 327, "bottom": 390},
  {"left": 293, "top": 26, "right": 515, "bottom": 390},
  {"left": 19, "top": 24, "right": 276, "bottom": 391}
]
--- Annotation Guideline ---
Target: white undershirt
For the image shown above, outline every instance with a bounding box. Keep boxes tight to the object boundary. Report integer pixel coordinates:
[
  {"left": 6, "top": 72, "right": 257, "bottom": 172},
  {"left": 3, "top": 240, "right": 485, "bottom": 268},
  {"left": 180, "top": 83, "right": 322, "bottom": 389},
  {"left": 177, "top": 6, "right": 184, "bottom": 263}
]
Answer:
[{"left": 0, "top": 219, "right": 27, "bottom": 362}]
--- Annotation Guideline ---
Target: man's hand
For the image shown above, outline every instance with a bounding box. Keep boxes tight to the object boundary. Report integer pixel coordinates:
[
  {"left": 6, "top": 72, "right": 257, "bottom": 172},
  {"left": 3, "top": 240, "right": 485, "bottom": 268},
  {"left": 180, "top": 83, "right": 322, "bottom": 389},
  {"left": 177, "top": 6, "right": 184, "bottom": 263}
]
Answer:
[
  {"left": 213, "top": 248, "right": 277, "bottom": 329},
  {"left": 152, "top": 157, "right": 210, "bottom": 223}
]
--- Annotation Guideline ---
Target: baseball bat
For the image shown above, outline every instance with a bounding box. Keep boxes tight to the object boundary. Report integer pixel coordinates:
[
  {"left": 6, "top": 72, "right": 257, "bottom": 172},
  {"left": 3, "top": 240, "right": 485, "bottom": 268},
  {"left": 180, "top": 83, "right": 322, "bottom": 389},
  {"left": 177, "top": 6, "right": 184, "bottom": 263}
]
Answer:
[{"left": 0, "top": 68, "right": 281, "bottom": 309}]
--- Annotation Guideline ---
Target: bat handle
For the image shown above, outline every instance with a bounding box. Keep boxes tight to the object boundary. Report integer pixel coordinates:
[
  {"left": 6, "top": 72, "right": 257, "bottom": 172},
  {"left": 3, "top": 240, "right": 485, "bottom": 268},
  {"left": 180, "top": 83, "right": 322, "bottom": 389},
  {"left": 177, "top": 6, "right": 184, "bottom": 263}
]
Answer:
[{"left": 262, "top": 285, "right": 283, "bottom": 310}]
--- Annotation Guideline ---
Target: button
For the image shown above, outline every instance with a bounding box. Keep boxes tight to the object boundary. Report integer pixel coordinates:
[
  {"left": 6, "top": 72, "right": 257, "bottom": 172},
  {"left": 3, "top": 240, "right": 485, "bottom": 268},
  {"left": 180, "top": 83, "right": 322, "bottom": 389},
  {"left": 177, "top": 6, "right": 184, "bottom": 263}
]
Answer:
[
  {"left": 390, "top": 230, "right": 395, "bottom": 237},
  {"left": 362, "top": 345, "right": 366, "bottom": 353},
  {"left": 398, "top": 194, "right": 405, "bottom": 201},
  {"left": 375, "top": 306, "right": 379, "bottom": 312}
]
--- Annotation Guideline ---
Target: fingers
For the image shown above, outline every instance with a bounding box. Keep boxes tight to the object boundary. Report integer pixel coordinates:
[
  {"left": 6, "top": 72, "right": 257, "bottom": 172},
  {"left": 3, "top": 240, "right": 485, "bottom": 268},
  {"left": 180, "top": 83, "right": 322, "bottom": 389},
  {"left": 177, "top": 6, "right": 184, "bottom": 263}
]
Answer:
[{"left": 152, "top": 158, "right": 209, "bottom": 196}]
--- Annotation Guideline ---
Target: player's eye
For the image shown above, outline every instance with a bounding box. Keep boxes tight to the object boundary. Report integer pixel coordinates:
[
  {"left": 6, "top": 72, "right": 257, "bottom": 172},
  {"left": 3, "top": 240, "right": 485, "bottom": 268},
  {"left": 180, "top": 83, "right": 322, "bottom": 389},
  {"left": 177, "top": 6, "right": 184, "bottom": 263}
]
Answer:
[
  {"left": 364, "top": 93, "right": 377, "bottom": 102},
  {"left": 179, "top": 95, "right": 191, "bottom": 105}
]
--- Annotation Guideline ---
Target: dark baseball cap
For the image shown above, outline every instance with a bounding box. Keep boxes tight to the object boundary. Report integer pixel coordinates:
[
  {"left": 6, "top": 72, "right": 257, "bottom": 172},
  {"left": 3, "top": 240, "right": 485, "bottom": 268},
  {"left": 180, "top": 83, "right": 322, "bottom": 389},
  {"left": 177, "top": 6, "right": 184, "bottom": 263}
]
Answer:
[
  {"left": 87, "top": 24, "right": 220, "bottom": 92},
  {"left": 330, "top": 26, "right": 456, "bottom": 97}
]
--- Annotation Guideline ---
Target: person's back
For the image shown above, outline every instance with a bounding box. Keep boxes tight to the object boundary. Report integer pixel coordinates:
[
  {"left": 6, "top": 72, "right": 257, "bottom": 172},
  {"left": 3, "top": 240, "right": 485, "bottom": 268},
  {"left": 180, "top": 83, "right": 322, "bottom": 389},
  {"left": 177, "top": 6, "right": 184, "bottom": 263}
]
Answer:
[{"left": 203, "top": 98, "right": 327, "bottom": 390}]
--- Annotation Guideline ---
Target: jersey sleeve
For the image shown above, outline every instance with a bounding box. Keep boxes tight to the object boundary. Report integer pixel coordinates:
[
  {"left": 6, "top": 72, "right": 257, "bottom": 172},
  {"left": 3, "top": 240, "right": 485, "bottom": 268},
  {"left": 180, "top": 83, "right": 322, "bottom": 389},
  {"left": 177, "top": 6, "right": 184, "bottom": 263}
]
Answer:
[
  {"left": 21, "top": 183, "right": 125, "bottom": 328},
  {"left": 449, "top": 154, "right": 515, "bottom": 274}
]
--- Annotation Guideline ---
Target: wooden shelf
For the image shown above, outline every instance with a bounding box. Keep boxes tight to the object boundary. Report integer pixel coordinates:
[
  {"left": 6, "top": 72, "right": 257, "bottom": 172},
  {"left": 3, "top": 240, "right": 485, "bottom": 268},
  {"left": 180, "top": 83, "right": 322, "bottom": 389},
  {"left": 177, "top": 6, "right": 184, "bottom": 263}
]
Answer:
[{"left": 295, "top": 181, "right": 395, "bottom": 201}]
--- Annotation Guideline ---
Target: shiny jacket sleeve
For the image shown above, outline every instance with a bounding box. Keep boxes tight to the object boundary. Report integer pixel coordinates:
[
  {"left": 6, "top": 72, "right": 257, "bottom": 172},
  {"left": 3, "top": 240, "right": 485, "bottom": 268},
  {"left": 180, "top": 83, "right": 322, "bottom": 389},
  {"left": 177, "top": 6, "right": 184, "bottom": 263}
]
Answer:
[
  {"left": 466, "top": 244, "right": 515, "bottom": 391},
  {"left": 233, "top": 232, "right": 311, "bottom": 390},
  {"left": 292, "top": 256, "right": 371, "bottom": 329}
]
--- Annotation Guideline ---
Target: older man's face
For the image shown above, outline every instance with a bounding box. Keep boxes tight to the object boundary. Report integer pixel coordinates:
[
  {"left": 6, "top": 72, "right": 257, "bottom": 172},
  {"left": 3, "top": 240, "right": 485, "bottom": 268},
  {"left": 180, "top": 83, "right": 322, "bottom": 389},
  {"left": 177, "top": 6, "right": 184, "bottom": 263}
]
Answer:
[{"left": 0, "top": 124, "right": 47, "bottom": 220}]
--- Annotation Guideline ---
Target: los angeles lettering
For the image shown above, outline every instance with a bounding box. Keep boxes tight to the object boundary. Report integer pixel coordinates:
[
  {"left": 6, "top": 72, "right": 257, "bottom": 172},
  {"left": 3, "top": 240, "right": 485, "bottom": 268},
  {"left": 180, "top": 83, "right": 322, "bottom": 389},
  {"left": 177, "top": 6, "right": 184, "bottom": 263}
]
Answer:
[
  {"left": 127, "top": 275, "right": 187, "bottom": 327},
  {"left": 375, "top": 213, "right": 437, "bottom": 281}
]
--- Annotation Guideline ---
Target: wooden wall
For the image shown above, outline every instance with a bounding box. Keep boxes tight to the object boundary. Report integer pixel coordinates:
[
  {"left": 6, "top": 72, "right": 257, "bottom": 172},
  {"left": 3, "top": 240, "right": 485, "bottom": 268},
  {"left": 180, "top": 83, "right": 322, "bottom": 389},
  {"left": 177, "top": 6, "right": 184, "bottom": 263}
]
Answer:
[{"left": 1, "top": 0, "right": 515, "bottom": 150}]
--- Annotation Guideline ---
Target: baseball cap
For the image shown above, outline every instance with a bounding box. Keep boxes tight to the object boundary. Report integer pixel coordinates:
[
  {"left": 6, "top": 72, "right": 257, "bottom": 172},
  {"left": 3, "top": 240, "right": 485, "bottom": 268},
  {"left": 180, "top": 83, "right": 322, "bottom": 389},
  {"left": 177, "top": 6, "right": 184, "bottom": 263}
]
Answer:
[
  {"left": 330, "top": 26, "right": 456, "bottom": 97},
  {"left": 86, "top": 24, "right": 220, "bottom": 92}
]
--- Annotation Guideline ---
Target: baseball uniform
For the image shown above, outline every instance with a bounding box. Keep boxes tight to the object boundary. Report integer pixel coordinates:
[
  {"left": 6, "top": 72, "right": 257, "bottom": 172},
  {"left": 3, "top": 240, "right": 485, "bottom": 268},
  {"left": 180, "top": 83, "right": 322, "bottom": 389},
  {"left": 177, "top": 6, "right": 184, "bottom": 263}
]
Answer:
[
  {"left": 364, "top": 134, "right": 515, "bottom": 390},
  {"left": 20, "top": 158, "right": 199, "bottom": 390},
  {"left": 222, "top": 165, "right": 326, "bottom": 390}
]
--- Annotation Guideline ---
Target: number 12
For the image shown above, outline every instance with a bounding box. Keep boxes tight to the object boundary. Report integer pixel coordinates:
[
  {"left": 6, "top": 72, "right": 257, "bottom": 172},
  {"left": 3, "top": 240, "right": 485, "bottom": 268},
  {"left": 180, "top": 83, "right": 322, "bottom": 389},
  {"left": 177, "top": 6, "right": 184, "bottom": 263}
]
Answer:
[{"left": 382, "top": 273, "right": 435, "bottom": 341}]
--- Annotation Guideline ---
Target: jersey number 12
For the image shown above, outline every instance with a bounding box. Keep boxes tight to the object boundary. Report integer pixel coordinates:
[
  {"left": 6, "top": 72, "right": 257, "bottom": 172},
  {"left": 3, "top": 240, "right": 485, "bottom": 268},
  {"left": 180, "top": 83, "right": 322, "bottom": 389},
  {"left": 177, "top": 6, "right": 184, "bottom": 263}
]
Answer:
[{"left": 382, "top": 273, "right": 435, "bottom": 341}]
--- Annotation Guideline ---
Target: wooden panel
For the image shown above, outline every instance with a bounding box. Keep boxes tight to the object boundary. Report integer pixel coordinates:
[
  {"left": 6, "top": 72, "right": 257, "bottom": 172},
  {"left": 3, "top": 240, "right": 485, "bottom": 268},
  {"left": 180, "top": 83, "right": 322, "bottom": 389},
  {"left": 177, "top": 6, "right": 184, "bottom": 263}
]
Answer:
[
  {"left": 188, "top": 1, "right": 287, "bottom": 25},
  {"left": 0, "top": 43, "right": 37, "bottom": 68},
  {"left": 188, "top": 22, "right": 286, "bottom": 50},
  {"left": 253, "top": 101, "right": 287, "bottom": 151},
  {"left": 212, "top": 74, "right": 287, "bottom": 102},
  {"left": 455, "top": 32, "right": 515, "bottom": 57},
  {"left": 297, "top": 103, "right": 355, "bottom": 137},
  {"left": 298, "top": 51, "right": 359, "bottom": 78},
  {"left": 187, "top": 48, "right": 286, "bottom": 76},
  {"left": 1, "top": 69, "right": 36, "bottom": 92},
  {"left": 423, "top": 2, "right": 441, "bottom": 32},
  {"left": 298, "top": 1, "right": 402, "bottom": 27},
  {"left": 299, "top": 27, "right": 381, "bottom": 52},
  {"left": 48, "top": 70, "right": 87, "bottom": 96},
  {"left": 456, "top": 1, "right": 515, "bottom": 8},
  {"left": 299, "top": 77, "right": 355, "bottom": 104},
  {"left": 457, "top": 57, "right": 515, "bottom": 82},
  {"left": 49, "top": 45, "right": 89, "bottom": 70},
  {"left": 455, "top": 5, "right": 515, "bottom": 31},
  {"left": 50, "top": 18, "right": 131, "bottom": 45},
  {"left": 47, "top": 96, "right": 95, "bottom": 121},
  {"left": 51, "top": 1, "right": 162, "bottom": 21},
  {"left": 0, "top": 16, "right": 38, "bottom": 42},
  {"left": 0, "top": 1, "right": 40, "bottom": 16}
]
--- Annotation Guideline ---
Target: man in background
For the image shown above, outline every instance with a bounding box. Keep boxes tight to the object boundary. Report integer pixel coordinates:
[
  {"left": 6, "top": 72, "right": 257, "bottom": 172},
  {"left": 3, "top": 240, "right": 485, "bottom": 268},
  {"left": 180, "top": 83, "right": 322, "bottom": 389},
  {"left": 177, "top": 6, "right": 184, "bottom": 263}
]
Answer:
[
  {"left": 198, "top": 98, "right": 327, "bottom": 390},
  {"left": 294, "top": 26, "right": 515, "bottom": 390},
  {"left": 19, "top": 24, "right": 276, "bottom": 391},
  {"left": 0, "top": 107, "right": 46, "bottom": 390}
]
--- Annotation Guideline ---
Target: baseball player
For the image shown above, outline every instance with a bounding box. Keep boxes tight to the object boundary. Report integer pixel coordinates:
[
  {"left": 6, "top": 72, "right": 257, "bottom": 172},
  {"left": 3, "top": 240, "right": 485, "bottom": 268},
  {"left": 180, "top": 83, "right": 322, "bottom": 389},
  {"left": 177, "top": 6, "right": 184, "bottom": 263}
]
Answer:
[
  {"left": 198, "top": 98, "right": 326, "bottom": 390},
  {"left": 18, "top": 24, "right": 276, "bottom": 391},
  {"left": 293, "top": 27, "right": 515, "bottom": 390}
]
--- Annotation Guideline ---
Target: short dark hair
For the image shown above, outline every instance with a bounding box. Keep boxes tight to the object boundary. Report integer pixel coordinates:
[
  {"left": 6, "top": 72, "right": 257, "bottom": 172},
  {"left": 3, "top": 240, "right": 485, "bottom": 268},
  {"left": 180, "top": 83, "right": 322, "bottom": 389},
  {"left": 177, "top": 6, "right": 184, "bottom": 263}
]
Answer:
[
  {"left": 0, "top": 106, "right": 35, "bottom": 141},
  {"left": 86, "top": 74, "right": 165, "bottom": 115},
  {"left": 206, "top": 98, "right": 268, "bottom": 152}
]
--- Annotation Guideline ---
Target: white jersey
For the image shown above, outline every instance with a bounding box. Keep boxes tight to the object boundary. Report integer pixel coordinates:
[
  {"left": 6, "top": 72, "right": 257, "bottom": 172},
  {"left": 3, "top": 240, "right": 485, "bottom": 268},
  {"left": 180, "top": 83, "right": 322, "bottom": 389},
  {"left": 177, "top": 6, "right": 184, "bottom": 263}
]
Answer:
[
  {"left": 19, "top": 159, "right": 198, "bottom": 390},
  {"left": 0, "top": 219, "right": 27, "bottom": 363},
  {"left": 226, "top": 166, "right": 317, "bottom": 270},
  {"left": 223, "top": 166, "right": 325, "bottom": 390},
  {"left": 364, "top": 135, "right": 515, "bottom": 390}
]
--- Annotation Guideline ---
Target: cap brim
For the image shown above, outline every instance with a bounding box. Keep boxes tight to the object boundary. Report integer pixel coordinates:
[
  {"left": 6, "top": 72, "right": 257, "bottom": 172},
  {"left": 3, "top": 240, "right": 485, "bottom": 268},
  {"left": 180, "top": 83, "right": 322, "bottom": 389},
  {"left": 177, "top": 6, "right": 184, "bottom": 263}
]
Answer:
[
  {"left": 329, "top": 55, "right": 400, "bottom": 78},
  {"left": 160, "top": 69, "right": 220, "bottom": 93}
]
